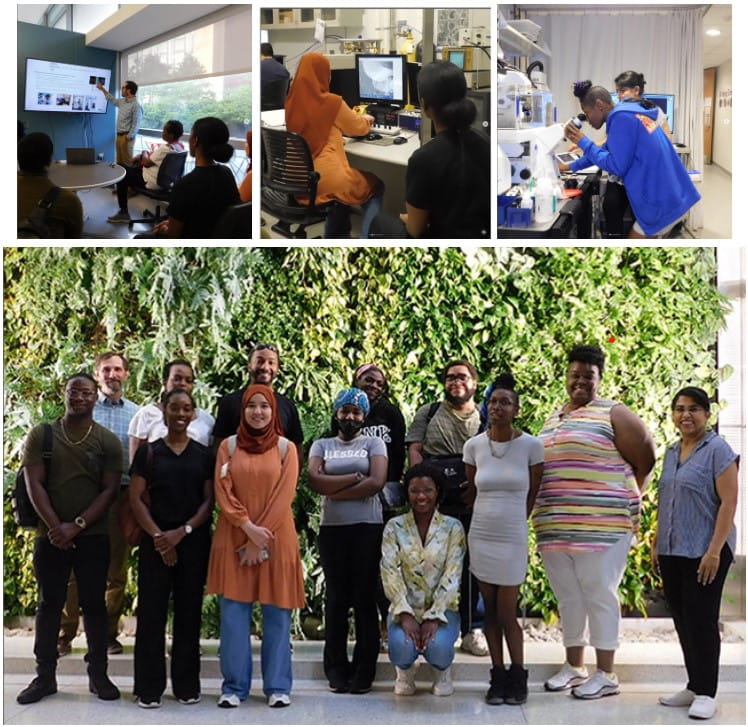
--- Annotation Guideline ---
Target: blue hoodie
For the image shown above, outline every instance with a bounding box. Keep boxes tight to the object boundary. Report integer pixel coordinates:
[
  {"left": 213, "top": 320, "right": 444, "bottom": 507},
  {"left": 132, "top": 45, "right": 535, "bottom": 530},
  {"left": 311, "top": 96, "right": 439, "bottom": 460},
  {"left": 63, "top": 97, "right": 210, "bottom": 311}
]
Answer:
[{"left": 570, "top": 101, "right": 700, "bottom": 235}]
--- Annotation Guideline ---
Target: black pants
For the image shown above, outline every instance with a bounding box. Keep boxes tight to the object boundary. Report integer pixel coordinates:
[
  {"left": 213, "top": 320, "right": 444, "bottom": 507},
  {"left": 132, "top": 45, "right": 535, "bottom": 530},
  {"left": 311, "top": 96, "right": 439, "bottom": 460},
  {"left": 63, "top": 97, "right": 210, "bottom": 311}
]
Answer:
[
  {"left": 319, "top": 523, "right": 383, "bottom": 689},
  {"left": 602, "top": 181, "right": 630, "bottom": 238},
  {"left": 133, "top": 526, "right": 211, "bottom": 702},
  {"left": 33, "top": 534, "right": 110, "bottom": 678},
  {"left": 658, "top": 544, "right": 732, "bottom": 697},
  {"left": 441, "top": 509, "right": 481, "bottom": 636},
  {"left": 116, "top": 165, "right": 146, "bottom": 212}
]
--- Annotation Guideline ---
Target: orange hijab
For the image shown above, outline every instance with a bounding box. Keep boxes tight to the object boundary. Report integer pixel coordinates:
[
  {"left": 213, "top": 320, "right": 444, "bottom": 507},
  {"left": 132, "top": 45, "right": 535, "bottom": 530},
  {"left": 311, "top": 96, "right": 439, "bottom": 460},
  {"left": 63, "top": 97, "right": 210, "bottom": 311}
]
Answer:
[
  {"left": 236, "top": 384, "right": 283, "bottom": 454},
  {"left": 285, "top": 53, "right": 343, "bottom": 157}
]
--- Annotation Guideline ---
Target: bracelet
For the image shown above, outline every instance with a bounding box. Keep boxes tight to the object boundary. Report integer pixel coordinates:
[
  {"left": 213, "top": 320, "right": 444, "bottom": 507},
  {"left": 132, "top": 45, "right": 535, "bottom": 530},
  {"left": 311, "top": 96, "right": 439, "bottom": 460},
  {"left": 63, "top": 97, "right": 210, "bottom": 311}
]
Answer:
[{"left": 706, "top": 553, "right": 720, "bottom": 560}]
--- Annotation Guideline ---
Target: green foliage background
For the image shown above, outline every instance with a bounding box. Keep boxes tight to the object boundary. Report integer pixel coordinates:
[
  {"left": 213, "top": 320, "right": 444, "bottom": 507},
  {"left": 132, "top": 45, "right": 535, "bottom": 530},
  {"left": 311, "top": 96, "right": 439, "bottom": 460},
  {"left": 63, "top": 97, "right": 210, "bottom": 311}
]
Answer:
[{"left": 3, "top": 246, "right": 729, "bottom": 630}]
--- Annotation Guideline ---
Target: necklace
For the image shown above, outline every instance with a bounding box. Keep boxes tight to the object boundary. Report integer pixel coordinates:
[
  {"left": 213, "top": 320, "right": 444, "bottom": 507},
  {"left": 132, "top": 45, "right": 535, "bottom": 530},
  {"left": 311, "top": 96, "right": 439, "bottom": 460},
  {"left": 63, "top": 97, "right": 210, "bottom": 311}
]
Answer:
[
  {"left": 61, "top": 420, "right": 93, "bottom": 446},
  {"left": 488, "top": 429, "right": 519, "bottom": 459}
]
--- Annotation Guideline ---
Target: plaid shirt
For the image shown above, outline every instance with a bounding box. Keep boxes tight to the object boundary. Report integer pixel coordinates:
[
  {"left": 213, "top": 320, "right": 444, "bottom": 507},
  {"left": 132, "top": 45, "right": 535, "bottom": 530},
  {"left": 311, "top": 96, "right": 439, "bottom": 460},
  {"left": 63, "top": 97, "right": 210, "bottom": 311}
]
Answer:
[{"left": 94, "top": 392, "right": 139, "bottom": 485}]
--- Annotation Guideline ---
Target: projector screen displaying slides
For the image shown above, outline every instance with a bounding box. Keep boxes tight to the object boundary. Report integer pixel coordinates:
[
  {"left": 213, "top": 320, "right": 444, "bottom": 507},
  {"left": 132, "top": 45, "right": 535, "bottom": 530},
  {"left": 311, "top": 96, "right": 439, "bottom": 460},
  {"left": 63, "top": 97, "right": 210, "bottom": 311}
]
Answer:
[{"left": 24, "top": 58, "right": 111, "bottom": 114}]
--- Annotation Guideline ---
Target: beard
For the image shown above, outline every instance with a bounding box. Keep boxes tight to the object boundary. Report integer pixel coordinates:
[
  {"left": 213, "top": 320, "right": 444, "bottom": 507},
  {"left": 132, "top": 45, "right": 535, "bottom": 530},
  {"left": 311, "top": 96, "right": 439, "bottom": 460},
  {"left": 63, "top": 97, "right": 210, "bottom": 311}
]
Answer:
[{"left": 444, "top": 388, "right": 476, "bottom": 407}]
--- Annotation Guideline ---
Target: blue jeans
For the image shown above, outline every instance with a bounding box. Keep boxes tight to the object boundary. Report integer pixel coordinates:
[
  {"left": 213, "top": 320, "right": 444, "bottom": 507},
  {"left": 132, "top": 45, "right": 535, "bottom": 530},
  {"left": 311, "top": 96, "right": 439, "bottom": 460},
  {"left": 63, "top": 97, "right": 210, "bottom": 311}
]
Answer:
[
  {"left": 387, "top": 609, "right": 460, "bottom": 671},
  {"left": 219, "top": 598, "right": 292, "bottom": 698},
  {"left": 323, "top": 187, "right": 384, "bottom": 239}
]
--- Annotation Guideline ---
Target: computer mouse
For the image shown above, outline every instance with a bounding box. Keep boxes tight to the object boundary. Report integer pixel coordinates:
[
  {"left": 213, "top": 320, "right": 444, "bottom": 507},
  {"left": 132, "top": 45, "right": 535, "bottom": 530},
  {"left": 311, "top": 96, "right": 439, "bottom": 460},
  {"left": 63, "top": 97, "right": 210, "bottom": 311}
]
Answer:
[
  {"left": 366, "top": 133, "right": 382, "bottom": 141},
  {"left": 393, "top": 136, "right": 407, "bottom": 145}
]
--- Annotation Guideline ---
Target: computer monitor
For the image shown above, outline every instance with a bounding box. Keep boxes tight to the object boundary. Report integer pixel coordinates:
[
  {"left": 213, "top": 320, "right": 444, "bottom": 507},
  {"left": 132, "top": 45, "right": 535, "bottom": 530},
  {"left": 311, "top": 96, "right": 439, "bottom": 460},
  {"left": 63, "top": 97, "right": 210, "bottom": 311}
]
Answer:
[
  {"left": 642, "top": 93, "right": 675, "bottom": 135},
  {"left": 355, "top": 54, "right": 407, "bottom": 107},
  {"left": 406, "top": 62, "right": 420, "bottom": 107},
  {"left": 447, "top": 49, "right": 466, "bottom": 70},
  {"left": 330, "top": 68, "right": 358, "bottom": 108}
]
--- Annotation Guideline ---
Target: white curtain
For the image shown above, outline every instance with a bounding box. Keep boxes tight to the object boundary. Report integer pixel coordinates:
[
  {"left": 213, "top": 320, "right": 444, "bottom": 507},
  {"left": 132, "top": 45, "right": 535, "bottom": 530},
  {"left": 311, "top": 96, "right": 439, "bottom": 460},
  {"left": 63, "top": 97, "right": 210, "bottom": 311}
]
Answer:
[{"left": 525, "top": 6, "right": 707, "bottom": 231}]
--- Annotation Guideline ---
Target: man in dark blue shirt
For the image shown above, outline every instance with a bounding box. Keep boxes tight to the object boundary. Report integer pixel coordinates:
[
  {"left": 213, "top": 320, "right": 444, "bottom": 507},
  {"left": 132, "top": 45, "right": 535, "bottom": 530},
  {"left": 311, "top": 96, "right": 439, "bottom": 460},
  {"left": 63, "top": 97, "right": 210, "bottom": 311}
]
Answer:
[{"left": 260, "top": 43, "right": 290, "bottom": 93}]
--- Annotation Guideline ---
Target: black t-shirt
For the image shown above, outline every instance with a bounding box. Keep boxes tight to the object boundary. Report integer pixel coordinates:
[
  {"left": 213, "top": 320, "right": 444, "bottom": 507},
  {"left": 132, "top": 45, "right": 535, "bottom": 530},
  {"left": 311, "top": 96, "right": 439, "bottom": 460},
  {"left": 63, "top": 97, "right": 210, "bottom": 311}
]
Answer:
[
  {"left": 130, "top": 438, "right": 214, "bottom": 529},
  {"left": 212, "top": 387, "right": 304, "bottom": 444},
  {"left": 330, "top": 397, "right": 406, "bottom": 483},
  {"left": 406, "top": 128, "right": 490, "bottom": 239},
  {"left": 167, "top": 165, "right": 240, "bottom": 239}
]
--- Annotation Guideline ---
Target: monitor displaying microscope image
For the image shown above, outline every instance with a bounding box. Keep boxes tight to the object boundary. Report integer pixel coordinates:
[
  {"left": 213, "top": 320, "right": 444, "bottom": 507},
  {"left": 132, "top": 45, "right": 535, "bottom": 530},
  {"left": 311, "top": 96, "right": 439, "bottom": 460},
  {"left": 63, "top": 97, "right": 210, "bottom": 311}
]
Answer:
[{"left": 355, "top": 54, "right": 407, "bottom": 107}]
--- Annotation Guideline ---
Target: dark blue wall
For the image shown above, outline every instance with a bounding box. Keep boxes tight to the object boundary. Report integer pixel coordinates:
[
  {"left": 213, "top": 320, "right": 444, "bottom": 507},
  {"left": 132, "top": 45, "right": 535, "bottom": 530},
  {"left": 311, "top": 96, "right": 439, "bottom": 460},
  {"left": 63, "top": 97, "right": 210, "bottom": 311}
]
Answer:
[{"left": 18, "top": 22, "right": 118, "bottom": 161}]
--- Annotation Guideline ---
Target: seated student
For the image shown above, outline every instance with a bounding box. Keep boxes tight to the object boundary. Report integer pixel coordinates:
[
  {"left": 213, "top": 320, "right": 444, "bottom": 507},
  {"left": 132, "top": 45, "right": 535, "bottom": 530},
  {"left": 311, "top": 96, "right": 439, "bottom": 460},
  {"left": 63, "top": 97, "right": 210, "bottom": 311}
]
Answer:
[
  {"left": 239, "top": 131, "right": 251, "bottom": 203},
  {"left": 137, "top": 117, "right": 240, "bottom": 239},
  {"left": 260, "top": 43, "right": 290, "bottom": 94},
  {"left": 108, "top": 119, "right": 185, "bottom": 224},
  {"left": 285, "top": 52, "right": 383, "bottom": 239},
  {"left": 563, "top": 81, "right": 700, "bottom": 239},
  {"left": 18, "top": 132, "right": 83, "bottom": 238},
  {"left": 371, "top": 61, "right": 490, "bottom": 239}
]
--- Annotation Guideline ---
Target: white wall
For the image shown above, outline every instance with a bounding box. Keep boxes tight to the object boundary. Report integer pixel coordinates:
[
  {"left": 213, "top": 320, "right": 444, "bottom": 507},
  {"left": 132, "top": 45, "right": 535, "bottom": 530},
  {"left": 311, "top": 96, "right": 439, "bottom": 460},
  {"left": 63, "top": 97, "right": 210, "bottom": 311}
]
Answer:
[{"left": 712, "top": 58, "right": 732, "bottom": 173}]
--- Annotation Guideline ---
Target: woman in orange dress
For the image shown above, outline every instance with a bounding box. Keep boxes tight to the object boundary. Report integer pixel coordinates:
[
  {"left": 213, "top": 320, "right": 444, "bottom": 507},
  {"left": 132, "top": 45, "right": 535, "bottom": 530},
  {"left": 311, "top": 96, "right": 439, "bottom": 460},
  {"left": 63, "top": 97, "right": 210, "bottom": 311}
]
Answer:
[
  {"left": 285, "top": 52, "right": 383, "bottom": 238},
  {"left": 206, "top": 384, "right": 304, "bottom": 709}
]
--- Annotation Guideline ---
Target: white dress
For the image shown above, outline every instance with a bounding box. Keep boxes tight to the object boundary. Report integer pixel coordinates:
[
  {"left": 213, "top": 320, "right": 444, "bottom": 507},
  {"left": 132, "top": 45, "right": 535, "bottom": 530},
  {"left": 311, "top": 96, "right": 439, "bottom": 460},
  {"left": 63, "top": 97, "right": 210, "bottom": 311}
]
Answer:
[{"left": 463, "top": 431, "right": 544, "bottom": 585}]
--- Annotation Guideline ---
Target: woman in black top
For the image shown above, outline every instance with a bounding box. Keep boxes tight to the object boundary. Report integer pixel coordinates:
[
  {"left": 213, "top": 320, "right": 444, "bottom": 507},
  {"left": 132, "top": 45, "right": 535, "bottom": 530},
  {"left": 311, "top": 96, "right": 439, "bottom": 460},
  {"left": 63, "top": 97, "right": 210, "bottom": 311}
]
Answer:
[
  {"left": 129, "top": 388, "right": 214, "bottom": 708},
  {"left": 152, "top": 117, "right": 240, "bottom": 238},
  {"left": 402, "top": 61, "right": 490, "bottom": 239}
]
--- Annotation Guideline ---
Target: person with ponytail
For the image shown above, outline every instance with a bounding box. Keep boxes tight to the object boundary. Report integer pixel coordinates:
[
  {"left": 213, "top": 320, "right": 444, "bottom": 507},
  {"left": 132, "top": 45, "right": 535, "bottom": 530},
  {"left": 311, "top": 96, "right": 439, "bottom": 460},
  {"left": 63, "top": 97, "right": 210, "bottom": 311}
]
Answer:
[
  {"left": 563, "top": 80, "right": 699, "bottom": 239},
  {"left": 400, "top": 60, "right": 489, "bottom": 238},
  {"left": 285, "top": 52, "right": 384, "bottom": 239},
  {"left": 463, "top": 374, "right": 544, "bottom": 705},
  {"left": 150, "top": 117, "right": 240, "bottom": 238},
  {"left": 308, "top": 388, "right": 388, "bottom": 694}
]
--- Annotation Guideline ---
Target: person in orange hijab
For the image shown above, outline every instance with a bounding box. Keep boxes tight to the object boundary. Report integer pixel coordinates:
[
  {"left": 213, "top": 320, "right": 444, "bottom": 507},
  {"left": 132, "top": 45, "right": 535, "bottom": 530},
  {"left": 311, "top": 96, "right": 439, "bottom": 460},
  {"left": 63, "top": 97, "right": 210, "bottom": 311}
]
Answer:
[
  {"left": 285, "top": 52, "right": 384, "bottom": 238},
  {"left": 206, "top": 384, "right": 304, "bottom": 709}
]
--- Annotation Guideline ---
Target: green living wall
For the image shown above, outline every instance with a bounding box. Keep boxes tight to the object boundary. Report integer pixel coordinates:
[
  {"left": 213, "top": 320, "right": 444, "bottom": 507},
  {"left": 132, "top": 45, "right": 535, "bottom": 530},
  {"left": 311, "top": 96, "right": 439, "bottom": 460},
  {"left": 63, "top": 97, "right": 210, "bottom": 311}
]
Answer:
[{"left": 3, "top": 246, "right": 730, "bottom": 630}]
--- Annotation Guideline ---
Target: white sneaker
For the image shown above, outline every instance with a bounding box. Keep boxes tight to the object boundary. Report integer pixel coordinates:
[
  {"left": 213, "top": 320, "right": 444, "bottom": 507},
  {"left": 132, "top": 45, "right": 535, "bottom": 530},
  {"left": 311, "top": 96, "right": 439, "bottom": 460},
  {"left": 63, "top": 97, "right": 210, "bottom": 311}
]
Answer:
[
  {"left": 460, "top": 629, "right": 489, "bottom": 656},
  {"left": 688, "top": 695, "right": 717, "bottom": 720},
  {"left": 394, "top": 665, "right": 417, "bottom": 696},
  {"left": 268, "top": 693, "right": 291, "bottom": 708},
  {"left": 572, "top": 670, "right": 620, "bottom": 700},
  {"left": 659, "top": 687, "right": 696, "bottom": 707},
  {"left": 544, "top": 662, "right": 589, "bottom": 691},
  {"left": 432, "top": 666, "right": 453, "bottom": 697},
  {"left": 217, "top": 693, "right": 240, "bottom": 708},
  {"left": 137, "top": 698, "right": 161, "bottom": 709}
]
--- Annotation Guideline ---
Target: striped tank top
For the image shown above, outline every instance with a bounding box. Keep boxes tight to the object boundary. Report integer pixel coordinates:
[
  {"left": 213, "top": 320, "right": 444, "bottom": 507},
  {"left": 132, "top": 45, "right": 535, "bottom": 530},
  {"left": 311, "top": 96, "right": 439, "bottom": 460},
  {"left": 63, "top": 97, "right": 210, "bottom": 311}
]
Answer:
[{"left": 532, "top": 398, "right": 640, "bottom": 553}]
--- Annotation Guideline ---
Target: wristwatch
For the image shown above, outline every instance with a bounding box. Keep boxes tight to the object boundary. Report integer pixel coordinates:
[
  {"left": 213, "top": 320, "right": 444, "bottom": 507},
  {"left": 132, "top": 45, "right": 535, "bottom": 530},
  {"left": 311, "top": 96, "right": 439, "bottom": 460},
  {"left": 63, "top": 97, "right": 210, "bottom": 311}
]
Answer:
[
  {"left": 74, "top": 516, "right": 87, "bottom": 530},
  {"left": 184, "top": 523, "right": 193, "bottom": 535}
]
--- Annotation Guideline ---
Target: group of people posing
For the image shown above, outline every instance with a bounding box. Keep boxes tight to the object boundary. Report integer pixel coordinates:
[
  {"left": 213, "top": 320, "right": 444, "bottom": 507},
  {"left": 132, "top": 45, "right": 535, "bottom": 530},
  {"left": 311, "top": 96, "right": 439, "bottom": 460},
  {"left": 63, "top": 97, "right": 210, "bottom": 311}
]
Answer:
[{"left": 18, "top": 344, "right": 738, "bottom": 721}]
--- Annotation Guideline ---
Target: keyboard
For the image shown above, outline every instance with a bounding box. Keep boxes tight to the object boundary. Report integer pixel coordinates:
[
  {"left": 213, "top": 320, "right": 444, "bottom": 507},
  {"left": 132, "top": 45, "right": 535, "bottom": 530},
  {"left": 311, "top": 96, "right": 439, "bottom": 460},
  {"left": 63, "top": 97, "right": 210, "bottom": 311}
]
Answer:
[{"left": 371, "top": 124, "right": 402, "bottom": 136}]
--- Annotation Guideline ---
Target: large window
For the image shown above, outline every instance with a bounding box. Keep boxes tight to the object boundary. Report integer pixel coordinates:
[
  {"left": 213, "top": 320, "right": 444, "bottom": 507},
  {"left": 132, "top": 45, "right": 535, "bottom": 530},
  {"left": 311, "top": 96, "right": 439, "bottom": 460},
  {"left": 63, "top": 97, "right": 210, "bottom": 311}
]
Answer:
[{"left": 122, "top": 6, "right": 251, "bottom": 140}]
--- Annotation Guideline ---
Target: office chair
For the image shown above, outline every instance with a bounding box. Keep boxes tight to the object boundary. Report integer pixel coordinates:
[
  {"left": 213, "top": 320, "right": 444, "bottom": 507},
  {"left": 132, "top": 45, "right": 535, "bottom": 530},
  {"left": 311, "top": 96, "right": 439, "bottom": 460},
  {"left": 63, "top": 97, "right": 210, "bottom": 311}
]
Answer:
[
  {"left": 261, "top": 78, "right": 290, "bottom": 111},
  {"left": 261, "top": 127, "right": 333, "bottom": 239},
  {"left": 127, "top": 151, "right": 188, "bottom": 226},
  {"left": 212, "top": 202, "right": 252, "bottom": 239}
]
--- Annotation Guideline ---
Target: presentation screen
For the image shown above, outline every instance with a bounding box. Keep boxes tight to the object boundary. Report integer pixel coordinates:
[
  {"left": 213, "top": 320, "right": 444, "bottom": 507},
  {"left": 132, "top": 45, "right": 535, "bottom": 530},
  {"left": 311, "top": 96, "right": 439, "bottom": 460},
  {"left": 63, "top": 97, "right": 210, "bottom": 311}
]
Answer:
[
  {"left": 24, "top": 58, "right": 111, "bottom": 114},
  {"left": 355, "top": 54, "right": 406, "bottom": 106}
]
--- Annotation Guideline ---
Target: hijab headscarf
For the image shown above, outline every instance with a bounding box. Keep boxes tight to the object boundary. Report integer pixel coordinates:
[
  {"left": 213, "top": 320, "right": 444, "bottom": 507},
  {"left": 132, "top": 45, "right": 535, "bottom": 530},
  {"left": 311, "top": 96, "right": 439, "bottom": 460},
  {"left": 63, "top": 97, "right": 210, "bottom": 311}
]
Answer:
[
  {"left": 236, "top": 384, "right": 283, "bottom": 454},
  {"left": 285, "top": 53, "right": 343, "bottom": 157}
]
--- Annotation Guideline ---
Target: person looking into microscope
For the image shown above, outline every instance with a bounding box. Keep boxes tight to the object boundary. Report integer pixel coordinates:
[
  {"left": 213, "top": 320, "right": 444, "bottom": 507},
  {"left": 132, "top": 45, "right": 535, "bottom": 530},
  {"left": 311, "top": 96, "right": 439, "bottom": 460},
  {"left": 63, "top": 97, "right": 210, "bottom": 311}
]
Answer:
[{"left": 560, "top": 81, "right": 699, "bottom": 239}]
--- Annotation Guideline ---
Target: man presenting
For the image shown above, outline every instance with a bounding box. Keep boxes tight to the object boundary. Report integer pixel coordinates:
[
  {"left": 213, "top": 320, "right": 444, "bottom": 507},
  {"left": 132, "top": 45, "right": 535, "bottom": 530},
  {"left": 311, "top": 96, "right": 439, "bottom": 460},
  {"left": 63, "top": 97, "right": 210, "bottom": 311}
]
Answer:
[
  {"left": 97, "top": 80, "right": 144, "bottom": 164},
  {"left": 405, "top": 359, "right": 487, "bottom": 656},
  {"left": 17, "top": 373, "right": 122, "bottom": 704},
  {"left": 213, "top": 343, "right": 303, "bottom": 465},
  {"left": 58, "top": 353, "right": 139, "bottom": 656}
]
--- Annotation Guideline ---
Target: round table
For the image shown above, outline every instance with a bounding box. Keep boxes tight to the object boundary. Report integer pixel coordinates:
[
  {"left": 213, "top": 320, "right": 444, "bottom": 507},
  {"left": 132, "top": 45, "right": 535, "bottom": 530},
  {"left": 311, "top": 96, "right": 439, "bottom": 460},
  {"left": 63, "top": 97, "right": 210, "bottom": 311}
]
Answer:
[{"left": 48, "top": 161, "right": 126, "bottom": 190}]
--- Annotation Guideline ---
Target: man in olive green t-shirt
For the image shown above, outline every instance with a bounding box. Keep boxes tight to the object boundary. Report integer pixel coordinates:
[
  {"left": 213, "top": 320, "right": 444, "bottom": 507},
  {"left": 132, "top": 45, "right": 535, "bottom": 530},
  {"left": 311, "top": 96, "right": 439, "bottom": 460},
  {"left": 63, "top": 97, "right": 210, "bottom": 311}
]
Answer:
[{"left": 16, "top": 373, "right": 122, "bottom": 706}]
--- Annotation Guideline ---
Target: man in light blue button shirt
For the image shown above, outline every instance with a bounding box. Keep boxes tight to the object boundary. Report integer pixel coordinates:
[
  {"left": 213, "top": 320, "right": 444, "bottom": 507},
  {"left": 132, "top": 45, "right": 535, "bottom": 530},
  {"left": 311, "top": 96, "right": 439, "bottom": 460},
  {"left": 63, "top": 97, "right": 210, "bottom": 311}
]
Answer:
[
  {"left": 96, "top": 80, "right": 144, "bottom": 164},
  {"left": 59, "top": 352, "right": 139, "bottom": 656}
]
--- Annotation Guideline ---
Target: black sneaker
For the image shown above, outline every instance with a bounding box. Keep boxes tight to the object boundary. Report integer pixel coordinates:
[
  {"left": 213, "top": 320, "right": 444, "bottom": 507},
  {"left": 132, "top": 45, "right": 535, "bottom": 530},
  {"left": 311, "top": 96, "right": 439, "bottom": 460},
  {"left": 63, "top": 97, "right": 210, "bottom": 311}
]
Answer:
[
  {"left": 88, "top": 673, "right": 121, "bottom": 700},
  {"left": 107, "top": 638, "right": 124, "bottom": 655},
  {"left": 504, "top": 664, "right": 528, "bottom": 705},
  {"left": 485, "top": 666, "right": 506, "bottom": 705},
  {"left": 17, "top": 676, "right": 57, "bottom": 704}
]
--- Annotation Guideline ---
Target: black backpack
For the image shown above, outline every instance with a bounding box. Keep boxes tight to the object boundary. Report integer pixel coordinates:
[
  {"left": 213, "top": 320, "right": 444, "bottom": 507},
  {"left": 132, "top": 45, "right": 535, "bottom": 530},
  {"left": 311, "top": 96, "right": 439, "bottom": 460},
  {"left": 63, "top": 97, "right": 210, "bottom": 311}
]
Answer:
[
  {"left": 18, "top": 187, "right": 61, "bottom": 239},
  {"left": 12, "top": 424, "right": 53, "bottom": 528}
]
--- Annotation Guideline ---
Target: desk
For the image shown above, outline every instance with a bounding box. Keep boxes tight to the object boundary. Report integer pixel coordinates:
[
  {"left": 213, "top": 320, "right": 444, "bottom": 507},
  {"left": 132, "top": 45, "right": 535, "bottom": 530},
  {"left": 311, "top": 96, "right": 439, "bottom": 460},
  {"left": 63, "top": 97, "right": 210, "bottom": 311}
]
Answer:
[
  {"left": 260, "top": 110, "right": 418, "bottom": 217},
  {"left": 48, "top": 161, "right": 125, "bottom": 190}
]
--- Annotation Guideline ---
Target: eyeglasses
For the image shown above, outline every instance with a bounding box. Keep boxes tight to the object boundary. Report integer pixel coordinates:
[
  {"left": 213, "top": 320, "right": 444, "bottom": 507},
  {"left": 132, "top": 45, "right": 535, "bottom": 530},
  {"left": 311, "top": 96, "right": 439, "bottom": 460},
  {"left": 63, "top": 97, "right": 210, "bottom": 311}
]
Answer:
[
  {"left": 445, "top": 373, "right": 471, "bottom": 383},
  {"left": 249, "top": 342, "right": 278, "bottom": 354},
  {"left": 65, "top": 388, "right": 97, "bottom": 399}
]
